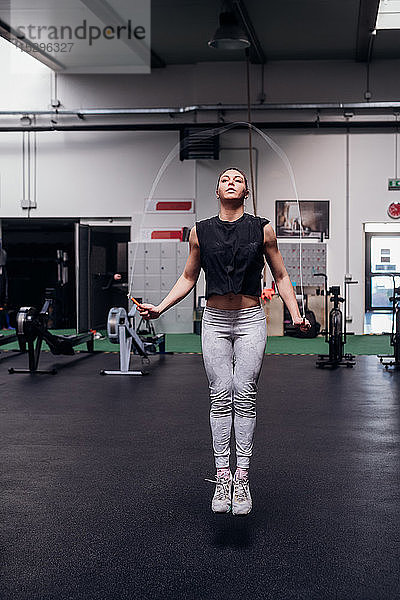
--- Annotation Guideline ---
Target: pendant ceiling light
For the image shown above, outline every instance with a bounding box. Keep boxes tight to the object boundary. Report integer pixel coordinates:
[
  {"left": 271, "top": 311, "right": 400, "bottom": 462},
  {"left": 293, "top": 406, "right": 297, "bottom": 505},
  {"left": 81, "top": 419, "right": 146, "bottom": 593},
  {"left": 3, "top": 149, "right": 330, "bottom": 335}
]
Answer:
[{"left": 208, "top": 1, "right": 250, "bottom": 50}]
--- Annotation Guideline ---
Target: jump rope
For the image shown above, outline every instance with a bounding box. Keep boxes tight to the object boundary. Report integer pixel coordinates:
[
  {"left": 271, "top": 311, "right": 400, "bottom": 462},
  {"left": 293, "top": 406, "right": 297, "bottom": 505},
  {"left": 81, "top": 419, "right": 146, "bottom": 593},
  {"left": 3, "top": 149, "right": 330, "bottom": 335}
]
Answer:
[{"left": 127, "top": 121, "right": 306, "bottom": 321}]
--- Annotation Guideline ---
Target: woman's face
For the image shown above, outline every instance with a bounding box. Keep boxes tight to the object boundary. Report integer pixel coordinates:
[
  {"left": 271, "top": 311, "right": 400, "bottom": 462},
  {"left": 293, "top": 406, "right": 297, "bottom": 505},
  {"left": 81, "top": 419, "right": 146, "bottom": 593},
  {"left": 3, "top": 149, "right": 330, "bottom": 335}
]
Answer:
[{"left": 217, "top": 169, "right": 248, "bottom": 203}]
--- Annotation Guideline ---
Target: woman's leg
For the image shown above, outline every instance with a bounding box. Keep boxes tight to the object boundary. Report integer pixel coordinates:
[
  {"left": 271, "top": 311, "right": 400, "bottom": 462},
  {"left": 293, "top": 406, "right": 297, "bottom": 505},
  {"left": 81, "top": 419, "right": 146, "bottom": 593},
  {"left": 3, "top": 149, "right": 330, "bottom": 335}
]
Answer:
[
  {"left": 232, "top": 307, "right": 267, "bottom": 469},
  {"left": 201, "top": 309, "right": 234, "bottom": 469}
]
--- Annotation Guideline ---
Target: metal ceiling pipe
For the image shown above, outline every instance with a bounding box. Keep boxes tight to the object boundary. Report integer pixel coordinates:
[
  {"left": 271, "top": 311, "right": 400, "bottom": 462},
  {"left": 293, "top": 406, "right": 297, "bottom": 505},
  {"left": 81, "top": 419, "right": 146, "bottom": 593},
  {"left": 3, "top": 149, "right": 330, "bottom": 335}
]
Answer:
[
  {"left": 75, "top": 102, "right": 400, "bottom": 114},
  {"left": 0, "top": 121, "right": 400, "bottom": 132},
  {"left": 2, "top": 102, "right": 400, "bottom": 118}
]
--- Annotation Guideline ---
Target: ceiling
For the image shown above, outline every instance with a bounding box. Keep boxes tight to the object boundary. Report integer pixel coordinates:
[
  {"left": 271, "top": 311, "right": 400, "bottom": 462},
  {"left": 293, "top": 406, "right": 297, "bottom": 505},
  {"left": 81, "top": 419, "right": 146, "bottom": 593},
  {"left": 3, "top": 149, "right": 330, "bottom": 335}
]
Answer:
[
  {"left": 0, "top": 0, "right": 399, "bottom": 71},
  {"left": 151, "top": 0, "right": 400, "bottom": 66}
]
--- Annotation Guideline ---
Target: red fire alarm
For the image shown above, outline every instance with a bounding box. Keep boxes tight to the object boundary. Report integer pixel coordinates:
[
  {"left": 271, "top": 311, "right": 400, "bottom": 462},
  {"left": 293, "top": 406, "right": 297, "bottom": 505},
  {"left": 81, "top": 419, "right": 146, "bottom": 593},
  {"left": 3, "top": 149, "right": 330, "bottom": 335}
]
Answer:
[{"left": 388, "top": 202, "right": 400, "bottom": 219}]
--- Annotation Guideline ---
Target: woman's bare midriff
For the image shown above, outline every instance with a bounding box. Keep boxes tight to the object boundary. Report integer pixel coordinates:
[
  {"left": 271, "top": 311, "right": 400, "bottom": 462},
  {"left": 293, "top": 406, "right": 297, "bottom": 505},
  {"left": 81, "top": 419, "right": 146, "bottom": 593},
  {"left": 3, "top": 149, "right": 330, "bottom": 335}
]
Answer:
[{"left": 206, "top": 293, "right": 261, "bottom": 310}]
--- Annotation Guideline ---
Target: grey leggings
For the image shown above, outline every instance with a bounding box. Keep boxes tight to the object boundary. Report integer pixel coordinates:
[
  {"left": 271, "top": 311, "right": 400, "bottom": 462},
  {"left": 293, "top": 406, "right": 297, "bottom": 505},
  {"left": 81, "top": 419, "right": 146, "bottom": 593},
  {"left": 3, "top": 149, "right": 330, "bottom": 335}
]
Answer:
[{"left": 201, "top": 305, "right": 267, "bottom": 469}]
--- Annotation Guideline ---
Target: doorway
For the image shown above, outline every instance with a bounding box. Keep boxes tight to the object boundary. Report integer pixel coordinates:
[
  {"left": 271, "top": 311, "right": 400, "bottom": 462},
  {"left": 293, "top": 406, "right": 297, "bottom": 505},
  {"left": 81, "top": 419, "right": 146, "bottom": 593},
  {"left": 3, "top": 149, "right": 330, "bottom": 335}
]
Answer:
[
  {"left": 76, "top": 224, "right": 131, "bottom": 331},
  {"left": 365, "top": 232, "right": 400, "bottom": 333},
  {"left": 2, "top": 219, "right": 76, "bottom": 328},
  {"left": 1, "top": 219, "right": 130, "bottom": 332}
]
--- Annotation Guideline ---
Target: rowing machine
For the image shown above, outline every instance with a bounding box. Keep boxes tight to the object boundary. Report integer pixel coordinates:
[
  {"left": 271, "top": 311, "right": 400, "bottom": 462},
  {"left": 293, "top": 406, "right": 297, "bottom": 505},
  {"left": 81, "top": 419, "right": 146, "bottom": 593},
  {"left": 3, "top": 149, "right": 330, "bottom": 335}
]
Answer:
[
  {"left": 100, "top": 306, "right": 150, "bottom": 376},
  {"left": 9, "top": 299, "right": 94, "bottom": 375}
]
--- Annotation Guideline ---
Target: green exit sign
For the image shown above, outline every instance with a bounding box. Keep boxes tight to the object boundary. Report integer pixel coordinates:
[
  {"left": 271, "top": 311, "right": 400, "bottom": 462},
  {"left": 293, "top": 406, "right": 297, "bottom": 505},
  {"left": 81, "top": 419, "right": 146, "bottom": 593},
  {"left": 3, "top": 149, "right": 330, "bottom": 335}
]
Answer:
[{"left": 388, "top": 178, "right": 400, "bottom": 190}]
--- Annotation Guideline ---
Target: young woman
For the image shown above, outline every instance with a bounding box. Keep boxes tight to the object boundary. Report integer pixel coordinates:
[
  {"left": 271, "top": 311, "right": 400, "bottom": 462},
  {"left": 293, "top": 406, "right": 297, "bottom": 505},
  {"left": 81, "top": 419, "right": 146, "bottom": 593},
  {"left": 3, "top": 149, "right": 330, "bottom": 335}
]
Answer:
[{"left": 136, "top": 168, "right": 310, "bottom": 515}]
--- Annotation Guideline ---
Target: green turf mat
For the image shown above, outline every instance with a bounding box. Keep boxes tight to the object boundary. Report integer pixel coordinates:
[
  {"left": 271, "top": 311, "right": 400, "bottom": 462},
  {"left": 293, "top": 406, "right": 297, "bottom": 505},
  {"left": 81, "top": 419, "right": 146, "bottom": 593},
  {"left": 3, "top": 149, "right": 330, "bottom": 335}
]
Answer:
[
  {"left": 0, "top": 329, "right": 393, "bottom": 356},
  {"left": 164, "top": 333, "right": 393, "bottom": 355},
  {"left": 0, "top": 329, "right": 105, "bottom": 352},
  {"left": 265, "top": 333, "right": 392, "bottom": 355},
  {"left": 345, "top": 334, "right": 392, "bottom": 355},
  {"left": 165, "top": 333, "right": 202, "bottom": 353}
]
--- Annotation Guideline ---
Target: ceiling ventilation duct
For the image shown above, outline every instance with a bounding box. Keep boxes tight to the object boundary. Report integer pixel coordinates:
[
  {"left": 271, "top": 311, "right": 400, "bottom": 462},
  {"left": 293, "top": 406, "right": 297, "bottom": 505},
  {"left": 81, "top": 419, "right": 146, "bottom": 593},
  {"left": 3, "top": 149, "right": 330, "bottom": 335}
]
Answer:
[{"left": 179, "top": 128, "right": 220, "bottom": 161}]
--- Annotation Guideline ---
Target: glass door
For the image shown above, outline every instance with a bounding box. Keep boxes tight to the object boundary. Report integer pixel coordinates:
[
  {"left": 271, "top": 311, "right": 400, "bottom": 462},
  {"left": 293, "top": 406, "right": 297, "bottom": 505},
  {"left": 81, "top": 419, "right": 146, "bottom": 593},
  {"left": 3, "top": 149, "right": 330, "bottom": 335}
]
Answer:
[{"left": 365, "top": 233, "right": 400, "bottom": 310}]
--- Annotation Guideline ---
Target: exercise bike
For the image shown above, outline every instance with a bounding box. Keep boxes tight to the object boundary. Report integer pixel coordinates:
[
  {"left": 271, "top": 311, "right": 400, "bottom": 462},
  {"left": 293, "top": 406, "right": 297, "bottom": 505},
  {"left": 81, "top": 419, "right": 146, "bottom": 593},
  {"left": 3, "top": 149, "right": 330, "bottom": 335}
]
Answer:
[
  {"left": 314, "top": 273, "right": 356, "bottom": 368},
  {"left": 378, "top": 276, "right": 400, "bottom": 369}
]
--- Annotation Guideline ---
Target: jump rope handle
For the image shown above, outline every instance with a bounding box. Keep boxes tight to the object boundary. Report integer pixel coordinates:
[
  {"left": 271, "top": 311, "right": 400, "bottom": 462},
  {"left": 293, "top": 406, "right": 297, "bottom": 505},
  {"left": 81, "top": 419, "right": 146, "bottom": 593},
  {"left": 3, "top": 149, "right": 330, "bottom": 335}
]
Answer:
[{"left": 130, "top": 296, "right": 141, "bottom": 307}]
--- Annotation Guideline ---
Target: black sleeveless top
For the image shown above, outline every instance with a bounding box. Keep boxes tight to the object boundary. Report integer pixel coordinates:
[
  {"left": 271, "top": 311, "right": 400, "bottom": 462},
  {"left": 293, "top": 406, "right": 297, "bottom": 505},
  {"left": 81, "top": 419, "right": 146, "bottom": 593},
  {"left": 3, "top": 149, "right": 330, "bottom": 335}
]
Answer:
[{"left": 196, "top": 213, "right": 270, "bottom": 299}]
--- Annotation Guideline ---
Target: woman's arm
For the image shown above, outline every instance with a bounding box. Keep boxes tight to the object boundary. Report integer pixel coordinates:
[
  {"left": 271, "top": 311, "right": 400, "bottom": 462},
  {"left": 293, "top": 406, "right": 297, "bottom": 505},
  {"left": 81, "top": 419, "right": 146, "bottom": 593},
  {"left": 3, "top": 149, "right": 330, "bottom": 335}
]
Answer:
[
  {"left": 137, "top": 226, "right": 201, "bottom": 320},
  {"left": 263, "top": 224, "right": 309, "bottom": 329}
]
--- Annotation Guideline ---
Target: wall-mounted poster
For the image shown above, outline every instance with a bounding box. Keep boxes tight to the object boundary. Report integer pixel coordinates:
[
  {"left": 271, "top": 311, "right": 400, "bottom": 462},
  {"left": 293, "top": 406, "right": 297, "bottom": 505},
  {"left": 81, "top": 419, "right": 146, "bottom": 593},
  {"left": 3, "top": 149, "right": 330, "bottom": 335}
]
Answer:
[{"left": 276, "top": 200, "right": 330, "bottom": 239}]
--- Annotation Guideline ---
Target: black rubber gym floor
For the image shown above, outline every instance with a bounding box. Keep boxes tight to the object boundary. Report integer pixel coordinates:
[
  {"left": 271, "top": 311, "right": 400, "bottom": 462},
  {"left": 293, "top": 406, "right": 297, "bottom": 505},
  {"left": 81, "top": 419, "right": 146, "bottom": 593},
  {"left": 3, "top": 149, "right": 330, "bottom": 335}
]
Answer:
[{"left": 0, "top": 350, "right": 399, "bottom": 600}]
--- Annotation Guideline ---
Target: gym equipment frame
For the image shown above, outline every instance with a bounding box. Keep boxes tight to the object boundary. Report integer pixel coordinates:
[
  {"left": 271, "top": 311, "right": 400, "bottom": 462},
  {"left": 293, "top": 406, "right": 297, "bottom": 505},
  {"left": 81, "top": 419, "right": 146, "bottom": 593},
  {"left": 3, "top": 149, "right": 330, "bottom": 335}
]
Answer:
[
  {"left": 314, "top": 273, "right": 356, "bottom": 368},
  {"left": 378, "top": 276, "right": 400, "bottom": 369},
  {"left": 100, "top": 306, "right": 149, "bottom": 376},
  {"left": 9, "top": 299, "right": 94, "bottom": 375},
  {"left": 100, "top": 305, "right": 167, "bottom": 376}
]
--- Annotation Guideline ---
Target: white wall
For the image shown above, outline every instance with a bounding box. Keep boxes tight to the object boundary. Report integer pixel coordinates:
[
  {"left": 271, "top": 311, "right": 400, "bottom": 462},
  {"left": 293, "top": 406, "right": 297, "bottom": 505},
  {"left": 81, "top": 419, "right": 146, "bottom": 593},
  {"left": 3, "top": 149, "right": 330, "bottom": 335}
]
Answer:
[
  {"left": 1, "top": 37, "right": 400, "bottom": 333},
  {"left": 0, "top": 129, "right": 196, "bottom": 231}
]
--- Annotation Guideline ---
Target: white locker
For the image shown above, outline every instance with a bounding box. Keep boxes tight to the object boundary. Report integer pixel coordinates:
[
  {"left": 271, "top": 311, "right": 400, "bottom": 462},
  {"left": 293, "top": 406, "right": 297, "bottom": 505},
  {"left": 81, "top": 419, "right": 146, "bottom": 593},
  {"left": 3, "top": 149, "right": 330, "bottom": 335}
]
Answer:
[
  {"left": 128, "top": 241, "right": 194, "bottom": 333},
  {"left": 131, "top": 274, "right": 145, "bottom": 290},
  {"left": 160, "top": 259, "right": 176, "bottom": 275},
  {"left": 177, "top": 307, "right": 193, "bottom": 322},
  {"left": 132, "top": 259, "right": 145, "bottom": 274},
  {"left": 144, "top": 291, "right": 162, "bottom": 305},
  {"left": 145, "top": 258, "right": 161, "bottom": 273},
  {"left": 158, "top": 307, "right": 177, "bottom": 330},
  {"left": 161, "top": 274, "right": 177, "bottom": 291},
  {"left": 144, "top": 243, "right": 160, "bottom": 258},
  {"left": 161, "top": 244, "right": 176, "bottom": 258},
  {"left": 180, "top": 295, "right": 193, "bottom": 308},
  {"left": 144, "top": 275, "right": 161, "bottom": 291},
  {"left": 177, "top": 244, "right": 189, "bottom": 258},
  {"left": 177, "top": 257, "right": 187, "bottom": 271}
]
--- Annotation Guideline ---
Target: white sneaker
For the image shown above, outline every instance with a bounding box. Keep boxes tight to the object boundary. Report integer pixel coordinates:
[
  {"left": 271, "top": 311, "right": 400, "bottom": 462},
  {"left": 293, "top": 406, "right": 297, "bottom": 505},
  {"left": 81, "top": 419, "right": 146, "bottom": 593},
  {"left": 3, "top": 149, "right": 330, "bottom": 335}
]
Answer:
[
  {"left": 205, "top": 472, "right": 233, "bottom": 513},
  {"left": 232, "top": 474, "right": 252, "bottom": 515}
]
